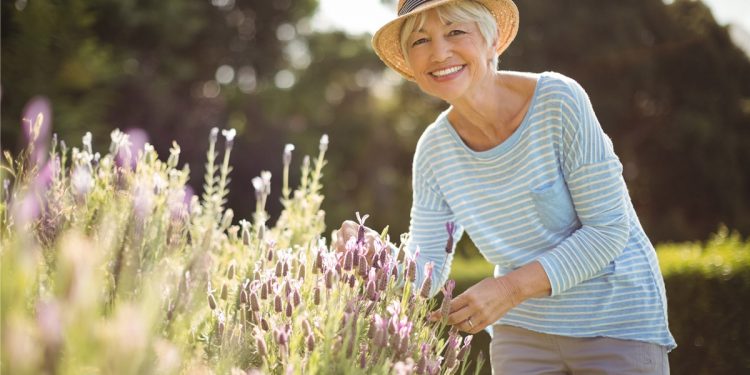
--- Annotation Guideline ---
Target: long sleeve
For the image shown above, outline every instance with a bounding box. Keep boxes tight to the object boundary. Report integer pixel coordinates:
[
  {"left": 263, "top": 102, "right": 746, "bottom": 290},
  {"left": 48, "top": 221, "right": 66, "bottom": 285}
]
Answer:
[
  {"left": 536, "top": 80, "right": 630, "bottom": 296},
  {"left": 407, "top": 146, "right": 463, "bottom": 298}
]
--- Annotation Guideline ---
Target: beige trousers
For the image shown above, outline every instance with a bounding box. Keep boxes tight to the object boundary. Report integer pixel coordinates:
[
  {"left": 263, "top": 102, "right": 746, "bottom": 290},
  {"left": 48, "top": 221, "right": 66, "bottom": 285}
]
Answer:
[{"left": 491, "top": 325, "right": 669, "bottom": 375}]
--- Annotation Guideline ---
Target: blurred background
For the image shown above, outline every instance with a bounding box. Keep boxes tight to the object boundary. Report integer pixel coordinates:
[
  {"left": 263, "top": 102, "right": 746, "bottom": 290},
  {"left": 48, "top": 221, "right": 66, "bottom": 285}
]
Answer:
[{"left": 2, "top": 0, "right": 750, "bottom": 372}]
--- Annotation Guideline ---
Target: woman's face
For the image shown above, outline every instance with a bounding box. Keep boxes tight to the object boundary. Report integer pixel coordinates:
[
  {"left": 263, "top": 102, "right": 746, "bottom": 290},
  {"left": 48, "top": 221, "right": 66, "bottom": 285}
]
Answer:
[{"left": 404, "top": 9, "right": 496, "bottom": 102}]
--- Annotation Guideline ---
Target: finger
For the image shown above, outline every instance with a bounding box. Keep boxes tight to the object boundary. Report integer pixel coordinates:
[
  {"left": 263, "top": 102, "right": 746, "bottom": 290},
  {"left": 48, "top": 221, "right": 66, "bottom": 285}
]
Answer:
[
  {"left": 427, "top": 310, "right": 440, "bottom": 322},
  {"left": 446, "top": 304, "right": 472, "bottom": 325}
]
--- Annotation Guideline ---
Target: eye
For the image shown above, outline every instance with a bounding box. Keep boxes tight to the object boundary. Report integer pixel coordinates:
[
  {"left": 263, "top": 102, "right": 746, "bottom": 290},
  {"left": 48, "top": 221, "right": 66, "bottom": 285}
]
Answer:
[
  {"left": 411, "top": 38, "right": 428, "bottom": 47},
  {"left": 448, "top": 29, "right": 466, "bottom": 36}
]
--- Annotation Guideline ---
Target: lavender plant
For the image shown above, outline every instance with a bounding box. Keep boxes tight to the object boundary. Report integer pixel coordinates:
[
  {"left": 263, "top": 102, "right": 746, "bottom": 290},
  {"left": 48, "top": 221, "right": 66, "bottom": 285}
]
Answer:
[{"left": 0, "top": 122, "right": 481, "bottom": 374}]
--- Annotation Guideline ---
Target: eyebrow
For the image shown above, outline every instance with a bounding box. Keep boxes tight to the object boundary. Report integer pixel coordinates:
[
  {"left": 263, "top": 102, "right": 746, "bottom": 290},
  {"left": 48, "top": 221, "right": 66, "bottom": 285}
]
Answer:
[{"left": 414, "top": 21, "right": 453, "bottom": 34}]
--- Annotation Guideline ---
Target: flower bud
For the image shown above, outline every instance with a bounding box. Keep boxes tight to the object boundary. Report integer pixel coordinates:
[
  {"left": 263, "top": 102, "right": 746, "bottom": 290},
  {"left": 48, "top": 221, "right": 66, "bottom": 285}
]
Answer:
[
  {"left": 314, "top": 251, "right": 323, "bottom": 273},
  {"left": 457, "top": 335, "right": 473, "bottom": 362},
  {"left": 357, "top": 255, "right": 367, "bottom": 275},
  {"left": 274, "top": 294, "right": 283, "bottom": 313},
  {"left": 260, "top": 282, "right": 268, "bottom": 300},
  {"left": 240, "top": 289, "right": 248, "bottom": 305},
  {"left": 325, "top": 269, "right": 334, "bottom": 289},
  {"left": 261, "top": 317, "right": 269, "bottom": 331},
  {"left": 227, "top": 262, "right": 236, "bottom": 280},
  {"left": 366, "top": 280, "right": 377, "bottom": 301},
  {"left": 208, "top": 294, "right": 217, "bottom": 310},
  {"left": 292, "top": 288, "right": 301, "bottom": 307},
  {"left": 285, "top": 302, "right": 293, "bottom": 317},
  {"left": 220, "top": 283, "right": 229, "bottom": 300},
  {"left": 302, "top": 318, "right": 313, "bottom": 336},
  {"left": 256, "top": 336, "right": 267, "bottom": 357},
  {"left": 344, "top": 250, "right": 353, "bottom": 271},
  {"left": 359, "top": 344, "right": 367, "bottom": 369},
  {"left": 267, "top": 247, "right": 274, "bottom": 262},
  {"left": 298, "top": 263, "right": 306, "bottom": 280},
  {"left": 313, "top": 286, "right": 321, "bottom": 305},
  {"left": 221, "top": 209, "right": 234, "bottom": 230},
  {"left": 306, "top": 334, "right": 315, "bottom": 352},
  {"left": 407, "top": 260, "right": 417, "bottom": 283},
  {"left": 250, "top": 292, "right": 260, "bottom": 312},
  {"left": 275, "top": 260, "right": 283, "bottom": 278}
]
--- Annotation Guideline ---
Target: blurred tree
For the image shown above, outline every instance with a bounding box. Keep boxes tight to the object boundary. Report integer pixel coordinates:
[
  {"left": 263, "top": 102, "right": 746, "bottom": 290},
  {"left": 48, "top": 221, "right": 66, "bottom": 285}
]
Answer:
[{"left": 2, "top": 0, "right": 317, "bottom": 222}]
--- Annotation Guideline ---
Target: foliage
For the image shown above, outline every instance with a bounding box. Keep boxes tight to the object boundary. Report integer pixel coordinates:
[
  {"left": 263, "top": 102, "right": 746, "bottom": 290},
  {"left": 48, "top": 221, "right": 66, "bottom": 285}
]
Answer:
[
  {"left": 0, "top": 129, "right": 479, "bottom": 374},
  {"left": 658, "top": 227, "right": 750, "bottom": 375}
]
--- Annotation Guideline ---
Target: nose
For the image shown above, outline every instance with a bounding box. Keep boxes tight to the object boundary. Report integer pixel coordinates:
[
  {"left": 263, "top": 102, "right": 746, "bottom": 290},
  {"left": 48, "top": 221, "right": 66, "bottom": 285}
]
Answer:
[{"left": 429, "top": 37, "right": 452, "bottom": 63}]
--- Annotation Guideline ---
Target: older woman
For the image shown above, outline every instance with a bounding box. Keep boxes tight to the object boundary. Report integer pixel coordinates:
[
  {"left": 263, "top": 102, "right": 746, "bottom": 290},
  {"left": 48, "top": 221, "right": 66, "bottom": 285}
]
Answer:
[{"left": 336, "top": 0, "right": 675, "bottom": 373}]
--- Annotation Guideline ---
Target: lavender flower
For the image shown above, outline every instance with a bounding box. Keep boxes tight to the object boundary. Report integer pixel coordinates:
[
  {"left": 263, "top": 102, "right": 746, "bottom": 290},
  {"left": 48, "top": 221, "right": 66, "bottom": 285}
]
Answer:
[
  {"left": 366, "top": 279, "right": 377, "bottom": 301},
  {"left": 419, "top": 262, "right": 434, "bottom": 298},
  {"left": 220, "top": 283, "right": 228, "bottom": 300},
  {"left": 256, "top": 335, "right": 267, "bottom": 357},
  {"left": 227, "top": 262, "right": 236, "bottom": 280},
  {"left": 444, "top": 332, "right": 459, "bottom": 369},
  {"left": 250, "top": 292, "right": 260, "bottom": 312},
  {"left": 457, "top": 335, "right": 473, "bottom": 362},
  {"left": 274, "top": 294, "right": 283, "bottom": 313},
  {"left": 440, "top": 280, "right": 456, "bottom": 322},
  {"left": 306, "top": 334, "right": 315, "bottom": 352},
  {"left": 358, "top": 255, "right": 369, "bottom": 277},
  {"left": 343, "top": 250, "right": 353, "bottom": 271},
  {"left": 359, "top": 344, "right": 368, "bottom": 369},
  {"left": 444, "top": 221, "right": 456, "bottom": 254},
  {"left": 313, "top": 286, "right": 321, "bottom": 305},
  {"left": 355, "top": 211, "right": 369, "bottom": 247},
  {"left": 208, "top": 294, "right": 217, "bottom": 310}
]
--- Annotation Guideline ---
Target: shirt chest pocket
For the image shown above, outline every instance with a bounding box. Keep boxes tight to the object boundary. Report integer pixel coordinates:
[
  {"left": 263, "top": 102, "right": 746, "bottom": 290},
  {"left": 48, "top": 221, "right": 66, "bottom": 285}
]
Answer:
[{"left": 530, "top": 173, "right": 579, "bottom": 232}]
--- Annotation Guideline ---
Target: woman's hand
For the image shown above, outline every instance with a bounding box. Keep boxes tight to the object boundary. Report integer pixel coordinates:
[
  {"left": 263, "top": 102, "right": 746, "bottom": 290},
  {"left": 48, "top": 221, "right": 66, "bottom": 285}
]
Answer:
[
  {"left": 331, "top": 220, "right": 380, "bottom": 259},
  {"left": 430, "top": 276, "right": 521, "bottom": 334},
  {"left": 428, "top": 261, "right": 551, "bottom": 334}
]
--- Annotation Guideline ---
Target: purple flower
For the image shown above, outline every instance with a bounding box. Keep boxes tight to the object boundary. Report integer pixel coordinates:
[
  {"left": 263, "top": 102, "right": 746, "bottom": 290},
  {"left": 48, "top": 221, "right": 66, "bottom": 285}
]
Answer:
[
  {"left": 22, "top": 96, "right": 52, "bottom": 167},
  {"left": 445, "top": 221, "right": 456, "bottom": 254},
  {"left": 440, "top": 280, "right": 456, "bottom": 320},
  {"left": 419, "top": 262, "right": 434, "bottom": 298},
  {"left": 457, "top": 335, "right": 473, "bottom": 362},
  {"left": 355, "top": 211, "right": 369, "bottom": 246}
]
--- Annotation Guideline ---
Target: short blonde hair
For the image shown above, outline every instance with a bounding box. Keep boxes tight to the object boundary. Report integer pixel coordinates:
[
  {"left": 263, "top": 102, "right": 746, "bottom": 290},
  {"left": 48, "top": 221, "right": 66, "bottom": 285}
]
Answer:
[{"left": 400, "top": 1, "right": 500, "bottom": 69}]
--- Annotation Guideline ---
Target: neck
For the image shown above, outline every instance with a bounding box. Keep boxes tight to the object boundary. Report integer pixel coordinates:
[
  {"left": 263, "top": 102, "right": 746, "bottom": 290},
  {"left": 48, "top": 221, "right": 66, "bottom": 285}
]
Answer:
[{"left": 448, "top": 71, "right": 514, "bottom": 145}]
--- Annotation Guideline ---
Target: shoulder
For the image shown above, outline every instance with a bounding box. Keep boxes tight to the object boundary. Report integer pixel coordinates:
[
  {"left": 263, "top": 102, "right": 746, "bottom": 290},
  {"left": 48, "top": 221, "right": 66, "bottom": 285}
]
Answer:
[
  {"left": 414, "top": 111, "right": 451, "bottom": 167},
  {"left": 538, "top": 71, "right": 590, "bottom": 104}
]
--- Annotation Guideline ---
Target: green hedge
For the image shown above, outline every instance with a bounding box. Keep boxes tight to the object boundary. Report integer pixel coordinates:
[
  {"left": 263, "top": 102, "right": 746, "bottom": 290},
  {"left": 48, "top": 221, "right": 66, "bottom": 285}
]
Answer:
[
  {"left": 450, "top": 227, "right": 750, "bottom": 374},
  {"left": 659, "top": 228, "right": 750, "bottom": 374}
]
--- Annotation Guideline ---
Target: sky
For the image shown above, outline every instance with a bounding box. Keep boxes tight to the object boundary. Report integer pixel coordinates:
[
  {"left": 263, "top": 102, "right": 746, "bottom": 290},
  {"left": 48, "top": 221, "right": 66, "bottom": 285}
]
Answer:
[{"left": 311, "top": 0, "right": 750, "bottom": 36}]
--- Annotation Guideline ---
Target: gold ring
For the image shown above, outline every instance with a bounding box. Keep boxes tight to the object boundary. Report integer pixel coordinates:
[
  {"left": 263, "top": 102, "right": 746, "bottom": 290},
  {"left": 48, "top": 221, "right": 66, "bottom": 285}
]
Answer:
[{"left": 467, "top": 318, "right": 474, "bottom": 328}]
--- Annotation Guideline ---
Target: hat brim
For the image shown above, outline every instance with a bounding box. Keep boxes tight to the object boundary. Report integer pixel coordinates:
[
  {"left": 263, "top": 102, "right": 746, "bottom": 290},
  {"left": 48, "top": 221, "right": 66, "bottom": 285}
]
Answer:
[{"left": 372, "top": 0, "right": 519, "bottom": 81}]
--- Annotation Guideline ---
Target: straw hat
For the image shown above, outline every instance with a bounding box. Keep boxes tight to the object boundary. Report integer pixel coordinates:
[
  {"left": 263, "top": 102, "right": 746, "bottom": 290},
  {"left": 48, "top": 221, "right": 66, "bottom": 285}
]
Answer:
[{"left": 372, "top": 0, "right": 519, "bottom": 81}]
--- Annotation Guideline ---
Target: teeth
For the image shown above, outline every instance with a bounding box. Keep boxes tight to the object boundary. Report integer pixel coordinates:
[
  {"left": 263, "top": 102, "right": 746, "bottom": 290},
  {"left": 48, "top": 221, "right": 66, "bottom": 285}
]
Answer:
[{"left": 431, "top": 65, "right": 463, "bottom": 77}]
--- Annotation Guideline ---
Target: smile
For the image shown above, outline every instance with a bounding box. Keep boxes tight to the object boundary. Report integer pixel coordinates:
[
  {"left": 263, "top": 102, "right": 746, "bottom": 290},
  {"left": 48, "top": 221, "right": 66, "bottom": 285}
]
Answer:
[{"left": 429, "top": 65, "right": 465, "bottom": 78}]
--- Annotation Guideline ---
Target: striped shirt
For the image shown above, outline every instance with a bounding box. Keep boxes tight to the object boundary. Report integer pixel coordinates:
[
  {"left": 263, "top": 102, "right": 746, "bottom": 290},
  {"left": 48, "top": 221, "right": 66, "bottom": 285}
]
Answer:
[{"left": 407, "top": 71, "right": 676, "bottom": 349}]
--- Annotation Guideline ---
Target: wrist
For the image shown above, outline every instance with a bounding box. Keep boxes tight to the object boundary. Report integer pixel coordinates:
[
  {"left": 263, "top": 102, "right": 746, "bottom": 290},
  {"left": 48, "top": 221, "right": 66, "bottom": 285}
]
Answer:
[{"left": 493, "top": 276, "right": 523, "bottom": 307}]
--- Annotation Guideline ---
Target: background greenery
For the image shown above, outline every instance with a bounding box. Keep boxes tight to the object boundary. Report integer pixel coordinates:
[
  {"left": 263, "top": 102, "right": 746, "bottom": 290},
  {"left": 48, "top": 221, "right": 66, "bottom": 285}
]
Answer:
[
  {"left": 2, "top": 0, "right": 750, "bottom": 373},
  {"left": 450, "top": 227, "right": 750, "bottom": 374}
]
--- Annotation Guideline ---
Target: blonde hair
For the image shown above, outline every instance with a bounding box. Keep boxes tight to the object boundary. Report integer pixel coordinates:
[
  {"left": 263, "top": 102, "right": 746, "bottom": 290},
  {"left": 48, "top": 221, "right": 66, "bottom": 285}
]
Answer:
[{"left": 400, "top": 1, "right": 500, "bottom": 69}]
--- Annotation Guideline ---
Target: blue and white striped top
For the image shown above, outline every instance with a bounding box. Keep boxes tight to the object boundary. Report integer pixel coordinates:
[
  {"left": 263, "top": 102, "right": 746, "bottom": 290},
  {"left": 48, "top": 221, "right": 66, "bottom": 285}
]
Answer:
[{"left": 407, "top": 71, "right": 676, "bottom": 349}]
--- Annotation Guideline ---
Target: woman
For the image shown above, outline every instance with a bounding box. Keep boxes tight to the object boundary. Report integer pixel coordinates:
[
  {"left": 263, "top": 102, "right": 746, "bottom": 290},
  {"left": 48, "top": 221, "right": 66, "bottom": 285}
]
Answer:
[{"left": 335, "top": 0, "right": 675, "bottom": 373}]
